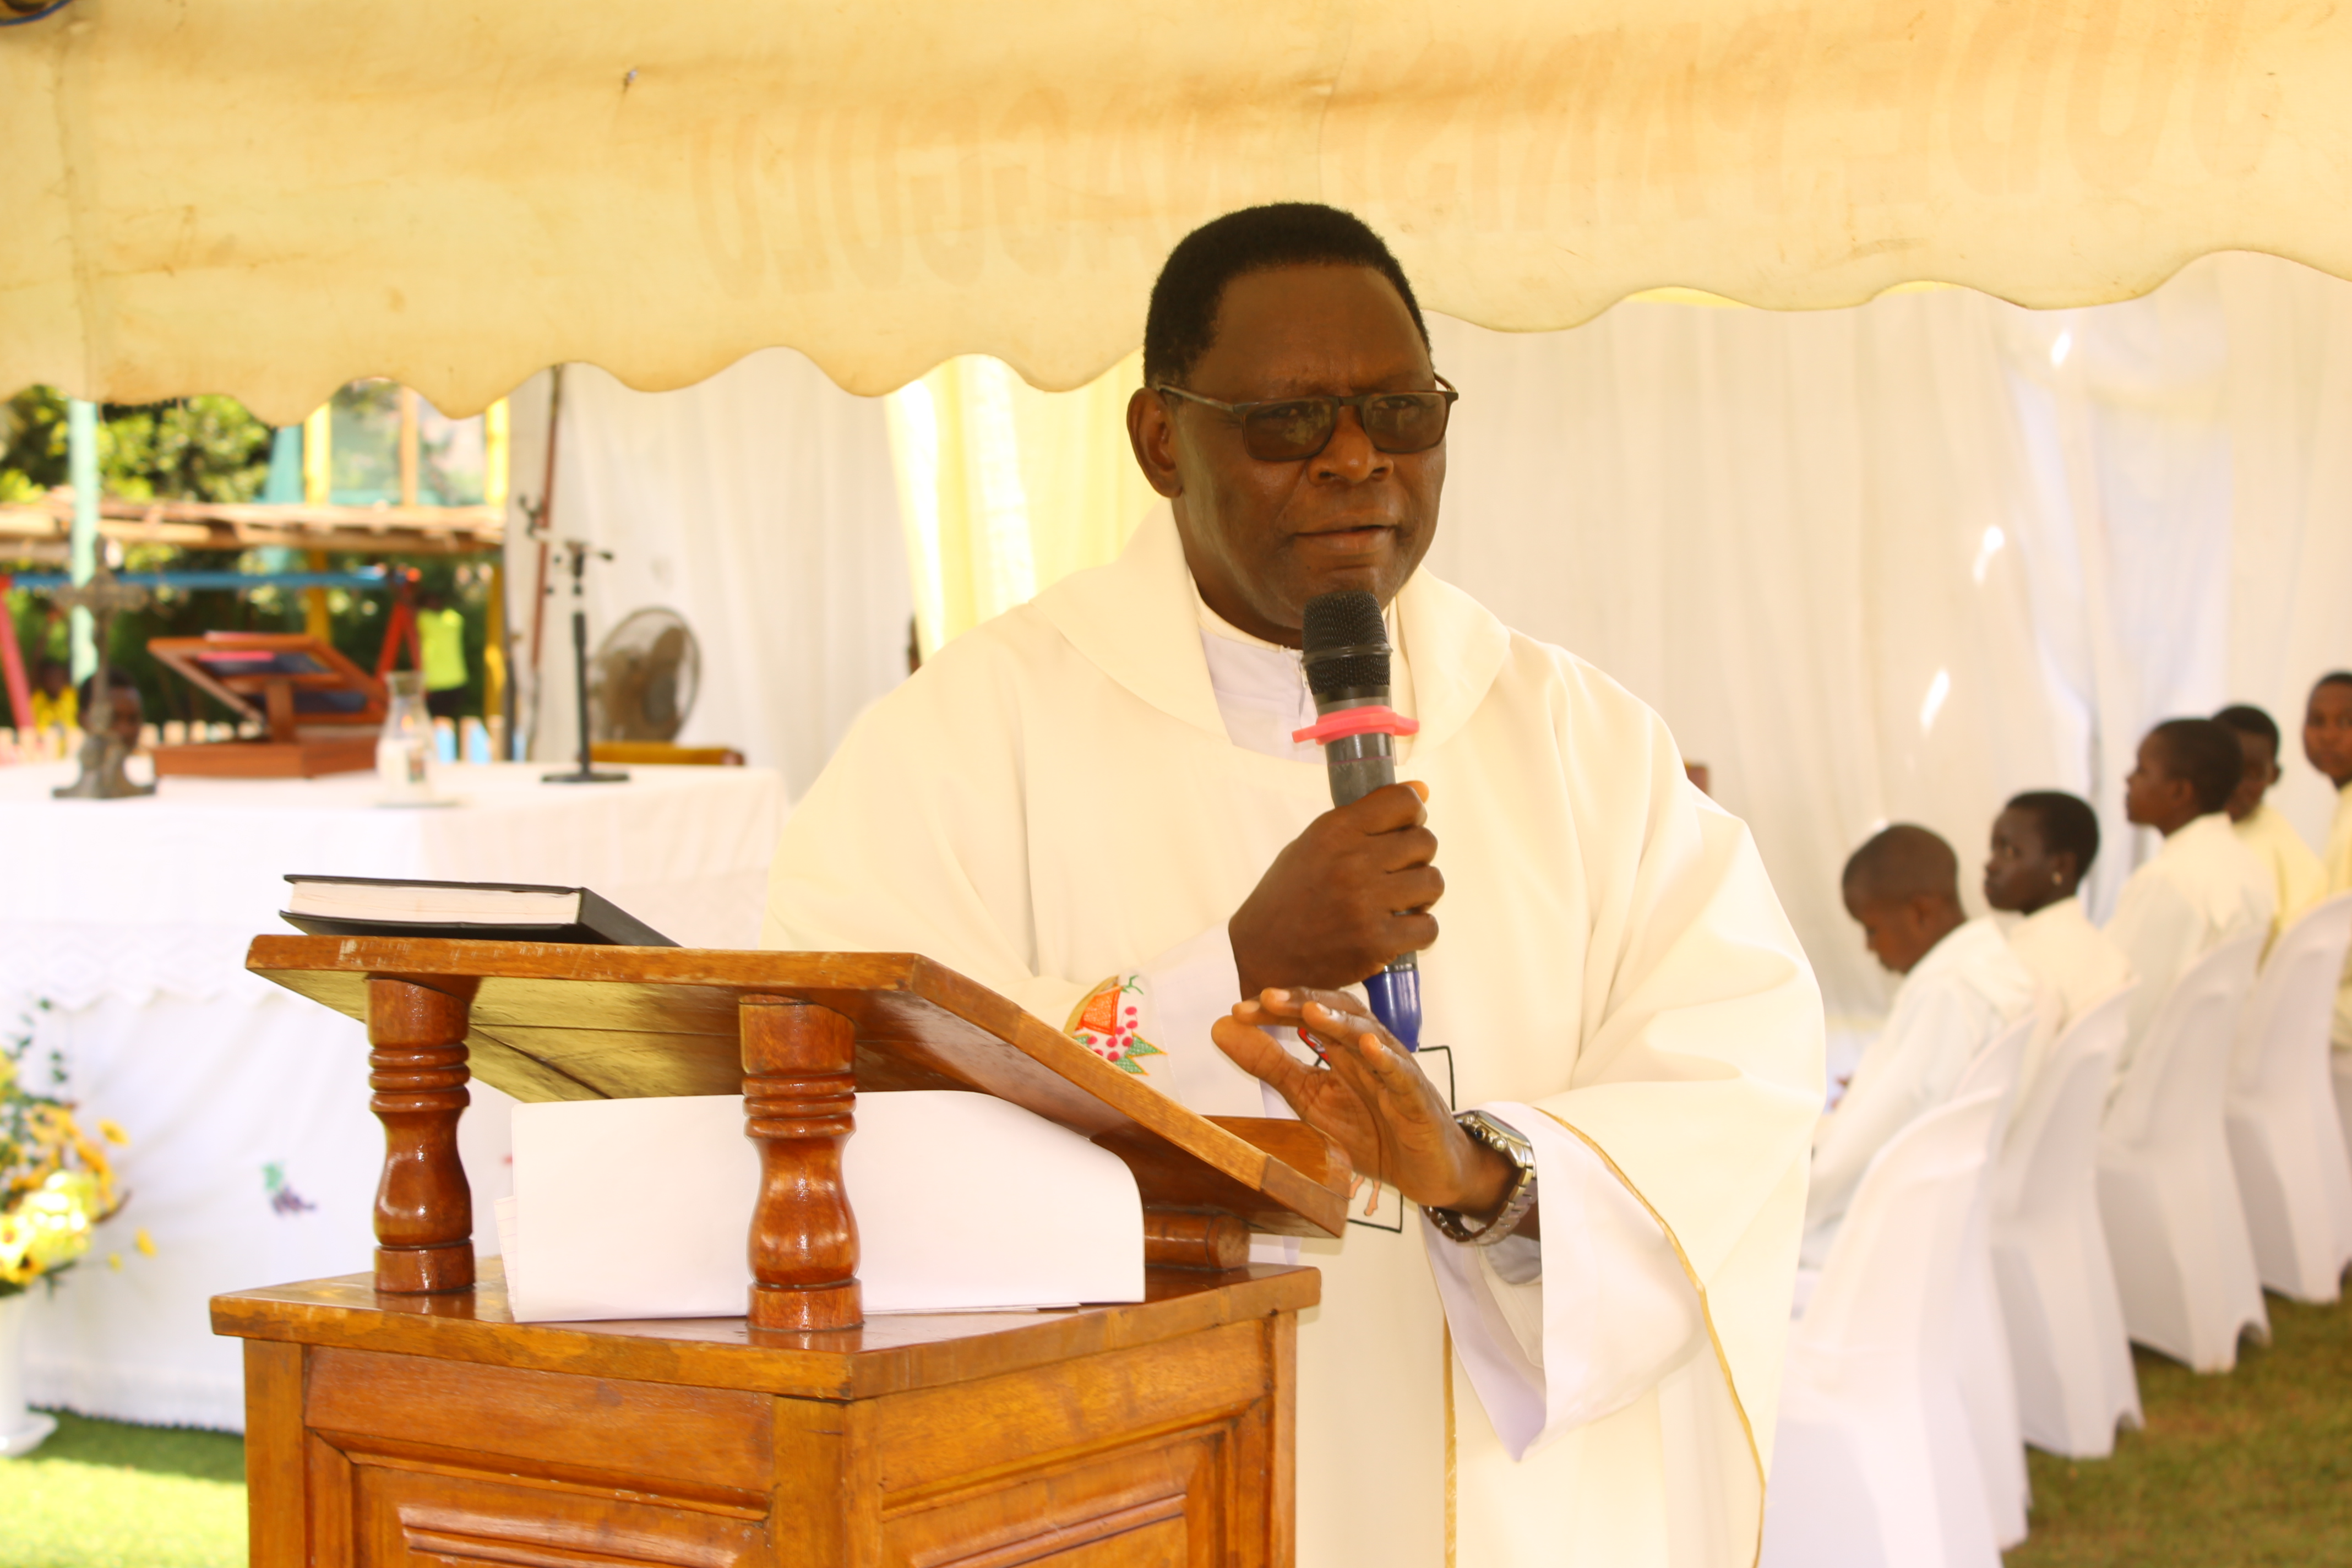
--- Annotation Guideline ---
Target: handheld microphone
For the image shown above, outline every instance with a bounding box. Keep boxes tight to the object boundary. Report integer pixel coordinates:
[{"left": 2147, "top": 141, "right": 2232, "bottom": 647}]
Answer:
[{"left": 1295, "top": 590, "right": 1425, "bottom": 1050}]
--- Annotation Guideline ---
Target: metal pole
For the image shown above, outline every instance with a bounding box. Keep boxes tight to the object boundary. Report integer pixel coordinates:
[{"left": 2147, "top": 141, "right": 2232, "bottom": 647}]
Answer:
[{"left": 67, "top": 398, "right": 99, "bottom": 682}]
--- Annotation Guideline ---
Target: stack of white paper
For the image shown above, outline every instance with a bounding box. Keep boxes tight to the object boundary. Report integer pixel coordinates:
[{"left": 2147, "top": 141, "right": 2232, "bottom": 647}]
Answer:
[{"left": 496, "top": 1090, "right": 1145, "bottom": 1322}]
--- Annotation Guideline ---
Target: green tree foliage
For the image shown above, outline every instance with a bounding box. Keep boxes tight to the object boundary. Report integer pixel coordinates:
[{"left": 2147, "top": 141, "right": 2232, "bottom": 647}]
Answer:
[
  {"left": 4, "top": 385, "right": 493, "bottom": 731},
  {"left": 0, "top": 387, "right": 274, "bottom": 504}
]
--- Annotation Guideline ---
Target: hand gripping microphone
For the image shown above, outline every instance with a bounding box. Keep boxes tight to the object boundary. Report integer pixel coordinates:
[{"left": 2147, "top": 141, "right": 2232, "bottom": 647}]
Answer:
[{"left": 1294, "top": 590, "right": 1425, "bottom": 1050}]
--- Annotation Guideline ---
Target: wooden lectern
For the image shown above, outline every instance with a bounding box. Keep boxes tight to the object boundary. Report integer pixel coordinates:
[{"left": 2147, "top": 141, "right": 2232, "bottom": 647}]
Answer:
[{"left": 214, "top": 938, "right": 1347, "bottom": 1568}]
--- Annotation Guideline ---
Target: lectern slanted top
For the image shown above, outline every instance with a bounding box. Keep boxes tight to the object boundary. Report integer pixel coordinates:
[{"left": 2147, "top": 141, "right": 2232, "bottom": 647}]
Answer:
[{"left": 214, "top": 936, "right": 1344, "bottom": 1568}]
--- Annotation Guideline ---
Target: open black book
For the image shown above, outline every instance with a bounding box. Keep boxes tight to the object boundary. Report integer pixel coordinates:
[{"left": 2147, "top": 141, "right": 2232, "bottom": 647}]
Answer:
[{"left": 279, "top": 876, "right": 677, "bottom": 946}]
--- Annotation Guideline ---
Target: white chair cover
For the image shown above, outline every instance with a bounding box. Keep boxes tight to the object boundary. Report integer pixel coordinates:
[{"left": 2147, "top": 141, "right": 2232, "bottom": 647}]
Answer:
[
  {"left": 1990, "top": 987, "right": 2142, "bottom": 1457},
  {"left": 2226, "top": 893, "right": 2352, "bottom": 1301},
  {"left": 2098, "top": 934, "right": 2269, "bottom": 1370},
  {"left": 1762, "top": 1087, "right": 2006, "bottom": 1568},
  {"left": 2334, "top": 1050, "right": 2352, "bottom": 1196},
  {"left": 1950, "top": 1012, "right": 2038, "bottom": 1548}
]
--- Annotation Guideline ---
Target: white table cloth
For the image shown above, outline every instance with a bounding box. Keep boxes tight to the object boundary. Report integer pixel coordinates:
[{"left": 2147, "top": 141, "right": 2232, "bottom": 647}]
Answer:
[{"left": 2, "top": 760, "right": 785, "bottom": 1430}]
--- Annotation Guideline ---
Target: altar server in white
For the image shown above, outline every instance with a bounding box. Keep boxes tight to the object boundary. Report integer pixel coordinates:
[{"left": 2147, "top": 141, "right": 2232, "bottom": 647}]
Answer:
[
  {"left": 1984, "top": 790, "right": 2135, "bottom": 1034},
  {"left": 1803, "top": 825, "right": 2041, "bottom": 1264},
  {"left": 2105, "top": 718, "right": 2276, "bottom": 1064},
  {"left": 764, "top": 205, "right": 1823, "bottom": 1568},
  {"left": 2214, "top": 704, "right": 2327, "bottom": 946},
  {"left": 2307, "top": 673, "right": 2352, "bottom": 1047}
]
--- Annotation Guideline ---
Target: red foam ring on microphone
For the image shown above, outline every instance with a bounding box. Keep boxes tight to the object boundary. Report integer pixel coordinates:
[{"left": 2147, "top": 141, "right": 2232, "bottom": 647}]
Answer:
[{"left": 1290, "top": 706, "right": 1422, "bottom": 746}]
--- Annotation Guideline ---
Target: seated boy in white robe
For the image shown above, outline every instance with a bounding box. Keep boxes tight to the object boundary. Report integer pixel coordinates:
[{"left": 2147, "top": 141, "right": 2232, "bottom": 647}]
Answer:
[
  {"left": 1803, "top": 825, "right": 2040, "bottom": 1265},
  {"left": 2105, "top": 718, "right": 2276, "bottom": 1071},
  {"left": 2306, "top": 672, "right": 2352, "bottom": 1048},
  {"left": 2214, "top": 703, "right": 2327, "bottom": 947},
  {"left": 1984, "top": 790, "right": 2134, "bottom": 1043}
]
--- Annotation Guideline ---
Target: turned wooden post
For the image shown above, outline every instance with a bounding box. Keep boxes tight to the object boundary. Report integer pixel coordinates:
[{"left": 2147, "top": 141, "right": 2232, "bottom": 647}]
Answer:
[
  {"left": 741, "top": 996, "right": 861, "bottom": 1331},
  {"left": 367, "top": 976, "right": 477, "bottom": 1294}
]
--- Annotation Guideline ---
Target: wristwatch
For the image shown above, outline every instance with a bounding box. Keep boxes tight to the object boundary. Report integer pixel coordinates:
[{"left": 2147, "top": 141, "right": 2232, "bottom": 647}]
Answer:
[{"left": 1423, "top": 1110, "right": 1539, "bottom": 1246}]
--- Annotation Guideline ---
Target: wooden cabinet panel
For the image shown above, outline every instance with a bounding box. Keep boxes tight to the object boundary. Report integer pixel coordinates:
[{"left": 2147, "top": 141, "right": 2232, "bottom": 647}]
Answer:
[
  {"left": 308, "top": 1348, "right": 772, "bottom": 1499},
  {"left": 875, "top": 1321, "right": 1265, "bottom": 1495},
  {"left": 353, "top": 1466, "right": 767, "bottom": 1568},
  {"left": 884, "top": 1437, "right": 1213, "bottom": 1568}
]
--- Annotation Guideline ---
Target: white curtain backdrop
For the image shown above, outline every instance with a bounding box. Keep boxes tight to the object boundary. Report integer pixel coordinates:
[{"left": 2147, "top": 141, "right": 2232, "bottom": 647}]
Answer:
[
  {"left": 502, "top": 350, "right": 912, "bottom": 801},
  {"left": 1427, "top": 253, "right": 2352, "bottom": 1026},
  {"left": 487, "top": 255, "right": 2350, "bottom": 1030}
]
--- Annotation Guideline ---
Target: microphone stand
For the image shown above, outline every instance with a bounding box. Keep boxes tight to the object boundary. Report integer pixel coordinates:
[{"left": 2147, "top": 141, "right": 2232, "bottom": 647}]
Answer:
[{"left": 542, "top": 541, "right": 628, "bottom": 785}]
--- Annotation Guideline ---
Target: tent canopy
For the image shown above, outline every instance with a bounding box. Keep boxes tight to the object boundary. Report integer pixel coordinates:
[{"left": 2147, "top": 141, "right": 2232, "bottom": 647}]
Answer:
[{"left": 5, "top": 0, "right": 2346, "bottom": 423}]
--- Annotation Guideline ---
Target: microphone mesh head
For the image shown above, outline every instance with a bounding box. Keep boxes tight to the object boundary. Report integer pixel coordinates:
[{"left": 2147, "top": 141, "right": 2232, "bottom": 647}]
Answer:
[{"left": 1302, "top": 590, "right": 1390, "bottom": 699}]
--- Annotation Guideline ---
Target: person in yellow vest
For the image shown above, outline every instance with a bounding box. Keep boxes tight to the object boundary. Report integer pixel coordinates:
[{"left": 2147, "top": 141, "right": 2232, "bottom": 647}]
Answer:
[
  {"left": 2215, "top": 703, "right": 2327, "bottom": 948},
  {"left": 416, "top": 591, "right": 470, "bottom": 721},
  {"left": 2305, "top": 672, "right": 2352, "bottom": 1049},
  {"left": 28, "top": 658, "right": 77, "bottom": 734}
]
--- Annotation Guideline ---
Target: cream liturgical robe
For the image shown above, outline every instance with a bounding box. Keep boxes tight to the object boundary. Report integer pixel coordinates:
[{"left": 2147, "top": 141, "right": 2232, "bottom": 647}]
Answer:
[
  {"left": 2104, "top": 812, "right": 2276, "bottom": 1063},
  {"left": 2004, "top": 897, "right": 2135, "bottom": 1036},
  {"left": 2233, "top": 803, "right": 2327, "bottom": 948},
  {"left": 764, "top": 511, "right": 1825, "bottom": 1568},
  {"left": 2325, "top": 784, "right": 2352, "bottom": 1048}
]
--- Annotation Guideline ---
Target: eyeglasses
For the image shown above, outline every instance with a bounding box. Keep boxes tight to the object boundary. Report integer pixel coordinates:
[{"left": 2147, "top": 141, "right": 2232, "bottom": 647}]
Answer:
[{"left": 1152, "top": 374, "right": 1458, "bottom": 462}]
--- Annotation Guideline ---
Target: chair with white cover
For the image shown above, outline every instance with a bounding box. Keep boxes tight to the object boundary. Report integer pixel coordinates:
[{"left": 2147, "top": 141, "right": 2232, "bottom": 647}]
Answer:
[
  {"left": 2226, "top": 893, "right": 2352, "bottom": 1301},
  {"left": 1989, "top": 986, "right": 2140, "bottom": 1456},
  {"left": 1762, "top": 1087, "right": 2005, "bottom": 1568},
  {"left": 2098, "top": 934, "right": 2268, "bottom": 1371},
  {"left": 2334, "top": 1050, "right": 2352, "bottom": 1198},
  {"left": 1950, "top": 1012, "right": 2038, "bottom": 1549}
]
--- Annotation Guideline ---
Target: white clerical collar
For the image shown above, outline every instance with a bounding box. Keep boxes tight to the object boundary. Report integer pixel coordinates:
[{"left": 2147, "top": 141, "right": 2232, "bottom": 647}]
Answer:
[{"left": 1188, "top": 578, "right": 1416, "bottom": 762}]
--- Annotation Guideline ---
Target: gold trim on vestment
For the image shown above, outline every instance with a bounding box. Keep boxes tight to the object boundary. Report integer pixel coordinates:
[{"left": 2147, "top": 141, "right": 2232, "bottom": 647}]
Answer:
[
  {"left": 1531, "top": 1108, "right": 1769, "bottom": 1568},
  {"left": 1443, "top": 1321, "right": 1457, "bottom": 1568}
]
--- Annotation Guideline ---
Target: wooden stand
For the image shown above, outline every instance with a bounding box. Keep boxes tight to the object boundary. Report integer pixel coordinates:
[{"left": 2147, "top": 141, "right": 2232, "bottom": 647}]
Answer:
[
  {"left": 151, "top": 734, "right": 379, "bottom": 778},
  {"left": 148, "top": 631, "right": 386, "bottom": 778},
  {"left": 219, "top": 938, "right": 1347, "bottom": 1567}
]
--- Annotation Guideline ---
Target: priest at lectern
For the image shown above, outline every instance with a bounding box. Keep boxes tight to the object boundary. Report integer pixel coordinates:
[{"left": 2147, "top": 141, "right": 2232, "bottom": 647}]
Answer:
[{"left": 764, "top": 204, "right": 1824, "bottom": 1568}]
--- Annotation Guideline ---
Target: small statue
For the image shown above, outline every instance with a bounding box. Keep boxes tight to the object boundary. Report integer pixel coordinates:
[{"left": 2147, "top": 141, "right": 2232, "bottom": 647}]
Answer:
[{"left": 51, "top": 568, "right": 155, "bottom": 802}]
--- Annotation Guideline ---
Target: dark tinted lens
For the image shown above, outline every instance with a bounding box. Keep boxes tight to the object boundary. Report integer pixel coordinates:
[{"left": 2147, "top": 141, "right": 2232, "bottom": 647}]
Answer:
[
  {"left": 1242, "top": 400, "right": 1338, "bottom": 460},
  {"left": 1362, "top": 392, "right": 1451, "bottom": 454}
]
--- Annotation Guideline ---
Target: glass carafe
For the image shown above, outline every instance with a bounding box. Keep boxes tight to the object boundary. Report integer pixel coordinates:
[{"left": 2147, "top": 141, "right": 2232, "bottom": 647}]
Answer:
[{"left": 377, "top": 671, "right": 435, "bottom": 802}]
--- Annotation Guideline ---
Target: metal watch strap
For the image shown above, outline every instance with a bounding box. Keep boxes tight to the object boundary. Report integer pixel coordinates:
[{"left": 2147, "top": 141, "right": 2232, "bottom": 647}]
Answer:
[{"left": 1424, "top": 1110, "right": 1538, "bottom": 1246}]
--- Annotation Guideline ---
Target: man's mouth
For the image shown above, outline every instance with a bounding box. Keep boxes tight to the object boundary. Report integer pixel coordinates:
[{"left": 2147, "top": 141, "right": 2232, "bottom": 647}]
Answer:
[{"left": 1297, "top": 524, "right": 1393, "bottom": 549}]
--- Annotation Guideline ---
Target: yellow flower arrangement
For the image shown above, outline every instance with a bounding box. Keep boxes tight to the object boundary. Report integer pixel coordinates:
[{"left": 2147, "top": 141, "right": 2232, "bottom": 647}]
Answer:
[{"left": 1, "top": 1005, "right": 128, "bottom": 1295}]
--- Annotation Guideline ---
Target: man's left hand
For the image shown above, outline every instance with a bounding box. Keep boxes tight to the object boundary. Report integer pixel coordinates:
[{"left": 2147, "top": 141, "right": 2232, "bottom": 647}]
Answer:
[{"left": 1211, "top": 987, "right": 1521, "bottom": 1224}]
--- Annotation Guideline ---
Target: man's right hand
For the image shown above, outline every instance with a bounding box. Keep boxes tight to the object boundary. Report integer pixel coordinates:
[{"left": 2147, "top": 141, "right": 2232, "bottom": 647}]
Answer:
[{"left": 1228, "top": 781, "right": 1442, "bottom": 1000}]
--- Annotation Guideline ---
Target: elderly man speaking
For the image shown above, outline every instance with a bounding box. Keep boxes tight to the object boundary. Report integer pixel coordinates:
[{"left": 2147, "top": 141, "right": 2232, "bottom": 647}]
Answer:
[{"left": 765, "top": 204, "right": 1822, "bottom": 1567}]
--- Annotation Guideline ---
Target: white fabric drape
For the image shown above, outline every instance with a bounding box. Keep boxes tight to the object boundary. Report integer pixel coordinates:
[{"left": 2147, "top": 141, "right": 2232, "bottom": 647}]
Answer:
[
  {"left": 502, "top": 351, "right": 912, "bottom": 799},
  {"left": 1425, "top": 252, "right": 2352, "bottom": 1025}
]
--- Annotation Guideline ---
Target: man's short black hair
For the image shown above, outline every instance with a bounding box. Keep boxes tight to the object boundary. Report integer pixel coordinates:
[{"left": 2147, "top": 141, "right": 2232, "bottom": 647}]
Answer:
[
  {"left": 2318, "top": 671, "right": 2352, "bottom": 694},
  {"left": 2213, "top": 703, "right": 2281, "bottom": 752},
  {"left": 2005, "top": 790, "right": 2101, "bottom": 876},
  {"left": 1142, "top": 203, "right": 1430, "bottom": 389},
  {"left": 2148, "top": 717, "right": 2245, "bottom": 814}
]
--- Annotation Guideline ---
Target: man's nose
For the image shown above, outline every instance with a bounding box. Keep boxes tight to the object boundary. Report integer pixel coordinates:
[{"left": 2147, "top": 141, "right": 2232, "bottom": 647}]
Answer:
[{"left": 1311, "top": 407, "right": 1389, "bottom": 481}]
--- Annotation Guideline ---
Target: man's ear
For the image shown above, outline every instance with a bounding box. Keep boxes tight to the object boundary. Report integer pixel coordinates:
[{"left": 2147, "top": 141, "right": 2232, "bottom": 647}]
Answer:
[
  {"left": 2050, "top": 850, "right": 2080, "bottom": 891},
  {"left": 1126, "top": 388, "right": 1184, "bottom": 500}
]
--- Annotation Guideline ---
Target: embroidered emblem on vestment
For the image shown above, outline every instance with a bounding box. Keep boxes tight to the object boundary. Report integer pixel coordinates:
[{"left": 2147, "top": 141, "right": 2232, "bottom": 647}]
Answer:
[{"left": 1067, "top": 976, "right": 1164, "bottom": 1075}]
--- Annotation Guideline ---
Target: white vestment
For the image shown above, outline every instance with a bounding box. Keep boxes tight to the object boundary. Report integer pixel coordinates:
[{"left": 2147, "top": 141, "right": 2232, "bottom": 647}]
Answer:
[
  {"left": 2324, "top": 783, "right": 2352, "bottom": 1047},
  {"left": 1801, "top": 917, "right": 2040, "bottom": 1265},
  {"left": 2234, "top": 802, "right": 2327, "bottom": 949},
  {"left": 764, "top": 511, "right": 1824, "bottom": 1568},
  {"left": 2104, "top": 812, "right": 2276, "bottom": 1066},
  {"left": 2003, "top": 896, "right": 2135, "bottom": 1036}
]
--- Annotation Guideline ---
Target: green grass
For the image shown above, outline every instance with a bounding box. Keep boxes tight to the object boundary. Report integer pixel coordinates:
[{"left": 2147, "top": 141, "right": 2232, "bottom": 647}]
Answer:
[
  {"left": 2010, "top": 1292, "right": 2352, "bottom": 1566},
  {"left": 1, "top": 1298, "right": 2348, "bottom": 1568},
  {"left": 0, "top": 1412, "right": 244, "bottom": 1568}
]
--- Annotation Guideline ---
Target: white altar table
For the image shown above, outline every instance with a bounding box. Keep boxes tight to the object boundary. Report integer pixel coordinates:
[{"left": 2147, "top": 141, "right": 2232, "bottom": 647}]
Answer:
[{"left": 1, "top": 760, "right": 785, "bottom": 1430}]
